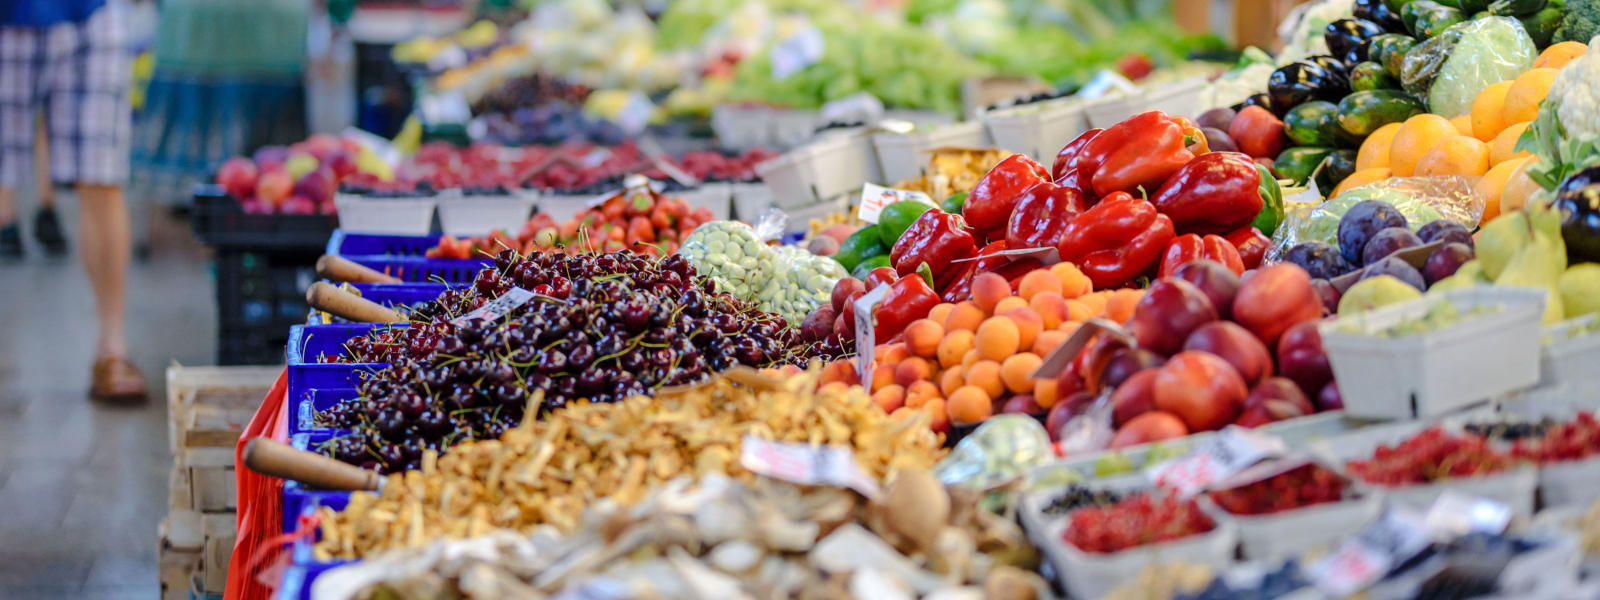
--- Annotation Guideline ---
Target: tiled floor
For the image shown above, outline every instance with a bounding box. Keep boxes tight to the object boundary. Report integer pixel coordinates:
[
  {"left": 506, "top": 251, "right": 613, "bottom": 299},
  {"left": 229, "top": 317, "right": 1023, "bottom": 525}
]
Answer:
[{"left": 0, "top": 201, "right": 219, "bottom": 598}]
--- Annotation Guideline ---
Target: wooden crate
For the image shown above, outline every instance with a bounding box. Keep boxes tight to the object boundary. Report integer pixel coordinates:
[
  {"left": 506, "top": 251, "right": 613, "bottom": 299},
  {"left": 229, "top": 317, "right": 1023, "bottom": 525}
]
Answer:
[
  {"left": 184, "top": 446, "right": 238, "bottom": 513},
  {"left": 159, "top": 518, "right": 203, "bottom": 600},
  {"left": 200, "top": 513, "right": 237, "bottom": 595},
  {"left": 165, "top": 364, "right": 279, "bottom": 454}
]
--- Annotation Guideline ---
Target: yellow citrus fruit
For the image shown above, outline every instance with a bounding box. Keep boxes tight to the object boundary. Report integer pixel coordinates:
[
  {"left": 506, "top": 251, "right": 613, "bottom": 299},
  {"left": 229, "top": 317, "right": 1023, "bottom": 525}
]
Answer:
[
  {"left": 1331, "top": 167, "right": 1392, "bottom": 198},
  {"left": 1503, "top": 68, "right": 1558, "bottom": 125},
  {"left": 1389, "top": 114, "right": 1458, "bottom": 177},
  {"left": 1489, "top": 121, "right": 1533, "bottom": 166},
  {"left": 1414, "top": 136, "right": 1490, "bottom": 177},
  {"left": 1356, "top": 122, "right": 1402, "bottom": 171},
  {"left": 1500, "top": 158, "right": 1543, "bottom": 215},
  {"left": 1477, "top": 156, "right": 1533, "bottom": 224},
  {"left": 1449, "top": 114, "right": 1474, "bottom": 137},
  {"left": 1534, "top": 41, "right": 1587, "bottom": 69},
  {"left": 1469, "top": 81, "right": 1513, "bottom": 142}
]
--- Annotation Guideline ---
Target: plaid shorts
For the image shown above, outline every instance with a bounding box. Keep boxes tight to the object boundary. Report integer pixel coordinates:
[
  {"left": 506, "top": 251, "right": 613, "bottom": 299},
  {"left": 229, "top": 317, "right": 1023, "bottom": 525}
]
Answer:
[{"left": 0, "top": 1, "right": 132, "bottom": 188}]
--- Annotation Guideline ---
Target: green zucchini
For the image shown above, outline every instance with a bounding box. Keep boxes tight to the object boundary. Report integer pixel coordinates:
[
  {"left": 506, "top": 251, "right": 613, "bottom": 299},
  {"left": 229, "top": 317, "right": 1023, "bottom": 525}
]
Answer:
[
  {"left": 1274, "top": 147, "right": 1336, "bottom": 186},
  {"left": 1337, "top": 90, "right": 1426, "bottom": 136},
  {"left": 1285, "top": 101, "right": 1361, "bottom": 148},
  {"left": 1315, "top": 150, "right": 1359, "bottom": 195},
  {"left": 1350, "top": 61, "right": 1399, "bottom": 91}
]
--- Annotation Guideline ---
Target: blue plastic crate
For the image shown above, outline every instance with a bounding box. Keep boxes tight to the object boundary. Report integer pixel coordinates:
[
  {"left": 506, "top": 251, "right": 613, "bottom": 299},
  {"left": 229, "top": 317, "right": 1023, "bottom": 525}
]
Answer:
[
  {"left": 282, "top": 432, "right": 356, "bottom": 537},
  {"left": 305, "top": 282, "right": 450, "bottom": 325},
  {"left": 286, "top": 324, "right": 396, "bottom": 406},
  {"left": 291, "top": 387, "right": 358, "bottom": 436},
  {"left": 325, "top": 229, "right": 490, "bottom": 284},
  {"left": 325, "top": 229, "right": 439, "bottom": 257}
]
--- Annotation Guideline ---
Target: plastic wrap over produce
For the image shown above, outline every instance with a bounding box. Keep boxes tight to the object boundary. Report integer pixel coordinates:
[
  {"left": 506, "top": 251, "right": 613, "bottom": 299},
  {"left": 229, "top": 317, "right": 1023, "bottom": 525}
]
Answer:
[
  {"left": 678, "top": 220, "right": 778, "bottom": 300},
  {"left": 756, "top": 245, "right": 846, "bottom": 325},
  {"left": 1270, "top": 176, "right": 1485, "bottom": 260},
  {"left": 1400, "top": 17, "right": 1536, "bottom": 118},
  {"left": 934, "top": 415, "right": 1054, "bottom": 490}
]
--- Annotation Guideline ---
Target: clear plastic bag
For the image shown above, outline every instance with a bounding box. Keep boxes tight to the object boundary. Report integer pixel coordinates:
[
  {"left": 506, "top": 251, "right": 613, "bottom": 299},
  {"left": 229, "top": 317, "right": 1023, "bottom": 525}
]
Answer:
[
  {"left": 933, "top": 415, "right": 1054, "bottom": 490},
  {"left": 676, "top": 220, "right": 777, "bottom": 300},
  {"left": 1401, "top": 17, "right": 1536, "bottom": 118},
  {"left": 1270, "top": 176, "right": 1485, "bottom": 260},
  {"left": 755, "top": 245, "right": 846, "bottom": 325}
]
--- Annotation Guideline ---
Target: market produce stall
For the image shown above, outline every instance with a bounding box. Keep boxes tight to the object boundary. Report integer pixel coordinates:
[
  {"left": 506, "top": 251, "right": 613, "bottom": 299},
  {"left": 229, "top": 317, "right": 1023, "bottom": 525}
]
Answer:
[{"left": 160, "top": 1, "right": 1600, "bottom": 598}]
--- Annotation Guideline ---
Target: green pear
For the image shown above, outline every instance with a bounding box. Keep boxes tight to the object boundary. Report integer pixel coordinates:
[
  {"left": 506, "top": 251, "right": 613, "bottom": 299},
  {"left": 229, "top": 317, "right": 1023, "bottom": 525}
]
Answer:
[
  {"left": 1560, "top": 264, "right": 1600, "bottom": 320},
  {"left": 1339, "top": 275, "right": 1424, "bottom": 315},
  {"left": 1496, "top": 231, "right": 1568, "bottom": 324},
  {"left": 1477, "top": 211, "right": 1534, "bottom": 281}
]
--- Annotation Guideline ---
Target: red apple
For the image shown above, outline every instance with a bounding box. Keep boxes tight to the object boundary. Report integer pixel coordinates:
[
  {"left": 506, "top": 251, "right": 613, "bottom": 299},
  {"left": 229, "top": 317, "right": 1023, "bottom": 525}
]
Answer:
[
  {"left": 1277, "top": 321, "right": 1334, "bottom": 399},
  {"left": 1129, "top": 279, "right": 1218, "bottom": 355},
  {"left": 324, "top": 149, "right": 357, "bottom": 179},
  {"left": 1232, "top": 264, "right": 1322, "bottom": 346},
  {"left": 216, "top": 157, "right": 258, "bottom": 199},
  {"left": 294, "top": 167, "right": 337, "bottom": 205},
  {"left": 1153, "top": 351, "right": 1247, "bottom": 432},
  {"left": 305, "top": 133, "right": 342, "bottom": 161},
  {"left": 1111, "top": 368, "right": 1159, "bottom": 427},
  {"left": 832, "top": 278, "right": 865, "bottom": 313},
  {"left": 1045, "top": 391, "right": 1095, "bottom": 440},
  {"left": 339, "top": 137, "right": 364, "bottom": 157},
  {"left": 1234, "top": 404, "right": 1275, "bottom": 428},
  {"left": 255, "top": 169, "right": 293, "bottom": 206},
  {"left": 1318, "top": 381, "right": 1343, "bottom": 411},
  {"left": 252, "top": 145, "right": 289, "bottom": 171},
  {"left": 1243, "top": 377, "right": 1314, "bottom": 418},
  {"left": 1171, "top": 260, "right": 1242, "bottom": 320},
  {"left": 280, "top": 195, "right": 316, "bottom": 215},
  {"left": 1002, "top": 394, "right": 1043, "bottom": 415},
  {"left": 1182, "top": 321, "right": 1273, "bottom": 385},
  {"left": 1100, "top": 348, "right": 1166, "bottom": 393},
  {"left": 1110, "top": 411, "right": 1188, "bottom": 448}
]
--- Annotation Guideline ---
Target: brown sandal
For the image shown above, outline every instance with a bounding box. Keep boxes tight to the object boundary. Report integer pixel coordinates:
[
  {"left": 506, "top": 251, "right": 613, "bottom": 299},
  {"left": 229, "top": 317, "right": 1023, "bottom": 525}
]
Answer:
[{"left": 91, "top": 356, "right": 148, "bottom": 404}]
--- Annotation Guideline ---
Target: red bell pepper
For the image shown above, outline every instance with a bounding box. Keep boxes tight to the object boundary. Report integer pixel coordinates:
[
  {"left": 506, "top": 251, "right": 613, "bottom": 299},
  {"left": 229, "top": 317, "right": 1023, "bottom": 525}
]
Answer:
[
  {"left": 1005, "top": 180, "right": 1088, "bottom": 250},
  {"left": 1051, "top": 128, "right": 1103, "bottom": 181},
  {"left": 963, "top": 154, "right": 1051, "bottom": 240},
  {"left": 890, "top": 209, "right": 978, "bottom": 281},
  {"left": 1224, "top": 226, "right": 1271, "bottom": 270},
  {"left": 1158, "top": 234, "right": 1245, "bottom": 278},
  {"left": 1150, "top": 152, "right": 1265, "bottom": 236},
  {"left": 1055, "top": 192, "right": 1174, "bottom": 289},
  {"left": 1076, "top": 111, "right": 1199, "bottom": 198},
  {"left": 874, "top": 265, "right": 941, "bottom": 340}
]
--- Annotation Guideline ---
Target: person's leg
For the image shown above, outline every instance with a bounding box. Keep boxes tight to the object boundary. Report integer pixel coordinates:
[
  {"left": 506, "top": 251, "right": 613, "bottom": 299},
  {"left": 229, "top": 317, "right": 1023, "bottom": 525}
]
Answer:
[
  {"left": 77, "top": 184, "right": 131, "bottom": 359},
  {"left": 0, "top": 25, "right": 43, "bottom": 259},
  {"left": 33, "top": 112, "right": 68, "bottom": 253}
]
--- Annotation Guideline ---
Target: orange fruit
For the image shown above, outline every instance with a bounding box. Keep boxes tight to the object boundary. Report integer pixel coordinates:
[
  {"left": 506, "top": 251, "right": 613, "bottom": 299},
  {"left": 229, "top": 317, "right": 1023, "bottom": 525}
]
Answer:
[
  {"left": 870, "top": 363, "right": 895, "bottom": 391},
  {"left": 975, "top": 317, "right": 1021, "bottom": 361},
  {"left": 1390, "top": 114, "right": 1458, "bottom": 177},
  {"left": 1006, "top": 306, "right": 1042, "bottom": 350},
  {"left": 1029, "top": 291, "right": 1069, "bottom": 329},
  {"left": 1469, "top": 81, "right": 1514, "bottom": 142},
  {"left": 1535, "top": 41, "right": 1587, "bottom": 69},
  {"left": 1077, "top": 291, "right": 1110, "bottom": 316},
  {"left": 1476, "top": 156, "right": 1532, "bottom": 224},
  {"left": 1018, "top": 270, "right": 1063, "bottom": 301},
  {"left": 1331, "top": 167, "right": 1392, "bottom": 198},
  {"left": 939, "top": 367, "right": 965, "bottom": 396},
  {"left": 872, "top": 385, "right": 906, "bottom": 413},
  {"left": 926, "top": 303, "right": 954, "bottom": 327},
  {"left": 971, "top": 272, "right": 1011, "bottom": 314},
  {"left": 946, "top": 386, "right": 993, "bottom": 424},
  {"left": 1033, "top": 330, "right": 1068, "bottom": 356},
  {"left": 1034, "top": 378, "right": 1060, "bottom": 409},
  {"left": 880, "top": 343, "right": 911, "bottom": 364},
  {"left": 1064, "top": 299, "right": 1094, "bottom": 322},
  {"left": 1489, "top": 122, "right": 1533, "bottom": 165},
  {"left": 961, "top": 348, "right": 982, "bottom": 371},
  {"left": 906, "top": 380, "right": 942, "bottom": 403},
  {"left": 1356, "top": 122, "right": 1403, "bottom": 170},
  {"left": 1105, "top": 289, "right": 1144, "bottom": 324},
  {"left": 924, "top": 398, "right": 948, "bottom": 431},
  {"left": 944, "top": 301, "right": 985, "bottom": 332},
  {"left": 904, "top": 319, "right": 944, "bottom": 358},
  {"left": 1050, "top": 262, "right": 1093, "bottom": 298},
  {"left": 1500, "top": 158, "right": 1544, "bottom": 215},
  {"left": 1449, "top": 114, "right": 1474, "bottom": 137},
  {"left": 963, "top": 360, "right": 1005, "bottom": 399},
  {"left": 1000, "top": 353, "right": 1044, "bottom": 394},
  {"left": 936, "top": 330, "right": 975, "bottom": 369},
  {"left": 1503, "top": 68, "right": 1558, "bottom": 125},
  {"left": 894, "top": 357, "right": 934, "bottom": 387},
  {"left": 1413, "top": 136, "right": 1489, "bottom": 177},
  {"left": 994, "top": 296, "right": 1028, "bottom": 316}
]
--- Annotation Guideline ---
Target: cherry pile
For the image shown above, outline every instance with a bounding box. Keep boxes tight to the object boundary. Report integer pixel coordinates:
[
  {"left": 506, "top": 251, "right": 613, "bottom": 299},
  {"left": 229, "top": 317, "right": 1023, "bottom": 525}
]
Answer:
[
  {"left": 1509, "top": 412, "right": 1600, "bottom": 464},
  {"left": 317, "top": 249, "right": 808, "bottom": 473},
  {"left": 322, "top": 287, "right": 489, "bottom": 364},
  {"left": 1062, "top": 492, "right": 1216, "bottom": 554},
  {"left": 1208, "top": 464, "right": 1347, "bottom": 516},
  {"left": 1345, "top": 427, "right": 1514, "bottom": 486}
]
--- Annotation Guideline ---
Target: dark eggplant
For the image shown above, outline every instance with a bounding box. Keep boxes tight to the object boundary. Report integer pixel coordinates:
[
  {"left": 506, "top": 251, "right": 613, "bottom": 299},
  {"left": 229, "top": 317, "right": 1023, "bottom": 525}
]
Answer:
[
  {"left": 1241, "top": 92, "right": 1277, "bottom": 117},
  {"left": 1307, "top": 55, "right": 1353, "bottom": 94},
  {"left": 1554, "top": 166, "right": 1600, "bottom": 265},
  {"left": 1268, "top": 60, "right": 1348, "bottom": 115},
  {"left": 1326, "top": 18, "right": 1388, "bottom": 63},
  {"left": 1356, "top": 0, "right": 1409, "bottom": 32}
]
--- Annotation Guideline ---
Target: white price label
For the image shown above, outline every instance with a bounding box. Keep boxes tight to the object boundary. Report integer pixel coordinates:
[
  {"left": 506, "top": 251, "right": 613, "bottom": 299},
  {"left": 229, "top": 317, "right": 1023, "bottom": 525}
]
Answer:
[
  {"left": 1308, "top": 509, "right": 1433, "bottom": 597},
  {"left": 419, "top": 91, "right": 471, "bottom": 125},
  {"left": 770, "top": 25, "right": 825, "bottom": 81},
  {"left": 741, "top": 435, "right": 882, "bottom": 499},
  {"left": 857, "top": 183, "right": 935, "bottom": 224},
  {"left": 854, "top": 284, "right": 891, "bottom": 385},
  {"left": 453, "top": 287, "right": 535, "bottom": 326},
  {"left": 1423, "top": 491, "right": 1511, "bottom": 537},
  {"left": 1146, "top": 426, "right": 1286, "bottom": 497}
]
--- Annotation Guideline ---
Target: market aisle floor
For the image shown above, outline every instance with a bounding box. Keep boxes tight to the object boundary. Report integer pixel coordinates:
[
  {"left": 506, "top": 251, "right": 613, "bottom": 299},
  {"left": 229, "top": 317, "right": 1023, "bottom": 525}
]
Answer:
[{"left": 0, "top": 200, "right": 217, "bottom": 599}]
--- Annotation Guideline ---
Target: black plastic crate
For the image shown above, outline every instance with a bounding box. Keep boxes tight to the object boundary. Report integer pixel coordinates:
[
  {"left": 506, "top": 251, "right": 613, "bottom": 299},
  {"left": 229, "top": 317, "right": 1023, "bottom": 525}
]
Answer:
[
  {"left": 213, "top": 248, "right": 319, "bottom": 364},
  {"left": 191, "top": 184, "right": 339, "bottom": 250},
  {"left": 217, "top": 324, "right": 290, "bottom": 365}
]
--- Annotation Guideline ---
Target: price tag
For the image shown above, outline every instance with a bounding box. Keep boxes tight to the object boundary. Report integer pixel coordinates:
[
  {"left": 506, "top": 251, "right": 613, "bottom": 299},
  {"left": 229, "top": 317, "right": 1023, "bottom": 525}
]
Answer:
[
  {"left": 854, "top": 284, "right": 891, "bottom": 384},
  {"left": 1423, "top": 491, "right": 1511, "bottom": 537},
  {"left": 452, "top": 287, "right": 535, "bottom": 326},
  {"left": 857, "top": 183, "right": 935, "bottom": 223},
  {"left": 616, "top": 91, "right": 655, "bottom": 136},
  {"left": 1146, "top": 426, "right": 1286, "bottom": 497},
  {"left": 1076, "top": 70, "right": 1138, "bottom": 99},
  {"left": 1307, "top": 508, "right": 1433, "bottom": 597},
  {"left": 950, "top": 246, "right": 1060, "bottom": 265},
  {"left": 582, "top": 148, "right": 612, "bottom": 168},
  {"left": 770, "top": 24, "right": 825, "bottom": 81},
  {"left": 1030, "top": 317, "right": 1134, "bottom": 380},
  {"left": 740, "top": 435, "right": 882, "bottom": 499}
]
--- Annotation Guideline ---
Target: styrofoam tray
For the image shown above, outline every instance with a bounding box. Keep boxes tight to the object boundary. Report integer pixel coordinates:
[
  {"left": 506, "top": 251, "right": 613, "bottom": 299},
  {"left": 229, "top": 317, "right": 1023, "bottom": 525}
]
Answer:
[
  {"left": 334, "top": 194, "right": 437, "bottom": 235},
  {"left": 535, "top": 192, "right": 598, "bottom": 224},
  {"left": 711, "top": 104, "right": 773, "bottom": 149},
  {"left": 1308, "top": 419, "right": 1539, "bottom": 519},
  {"left": 1540, "top": 314, "right": 1600, "bottom": 386},
  {"left": 1319, "top": 287, "right": 1545, "bottom": 419},
  {"left": 871, "top": 120, "right": 991, "bottom": 183},
  {"left": 676, "top": 183, "right": 732, "bottom": 221},
  {"left": 1082, "top": 77, "right": 1208, "bottom": 128},
  {"left": 780, "top": 196, "right": 849, "bottom": 237},
  {"left": 435, "top": 194, "right": 535, "bottom": 236},
  {"left": 770, "top": 109, "right": 822, "bottom": 148},
  {"left": 755, "top": 132, "right": 879, "bottom": 209},
  {"left": 1209, "top": 493, "right": 1381, "bottom": 561},
  {"left": 1041, "top": 515, "right": 1237, "bottom": 600},
  {"left": 730, "top": 182, "right": 774, "bottom": 221}
]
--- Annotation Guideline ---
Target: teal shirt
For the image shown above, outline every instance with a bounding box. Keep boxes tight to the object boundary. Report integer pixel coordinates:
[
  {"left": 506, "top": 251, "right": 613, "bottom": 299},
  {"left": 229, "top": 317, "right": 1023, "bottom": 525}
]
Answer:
[{"left": 2, "top": 0, "right": 107, "bottom": 26}]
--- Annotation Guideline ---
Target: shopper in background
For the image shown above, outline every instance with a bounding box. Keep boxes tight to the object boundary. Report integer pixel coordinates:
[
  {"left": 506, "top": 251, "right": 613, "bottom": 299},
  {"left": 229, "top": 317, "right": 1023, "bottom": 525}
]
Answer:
[{"left": 0, "top": 0, "right": 145, "bottom": 401}]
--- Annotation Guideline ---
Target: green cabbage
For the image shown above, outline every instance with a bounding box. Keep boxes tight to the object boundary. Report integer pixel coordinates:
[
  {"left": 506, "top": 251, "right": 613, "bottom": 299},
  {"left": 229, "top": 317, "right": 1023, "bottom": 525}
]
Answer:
[{"left": 1407, "top": 17, "right": 1537, "bottom": 118}]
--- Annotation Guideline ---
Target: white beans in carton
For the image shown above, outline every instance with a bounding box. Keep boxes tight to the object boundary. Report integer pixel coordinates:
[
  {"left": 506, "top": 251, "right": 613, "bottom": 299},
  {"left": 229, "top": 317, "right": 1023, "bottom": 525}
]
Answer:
[{"left": 1319, "top": 287, "right": 1545, "bottom": 419}]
